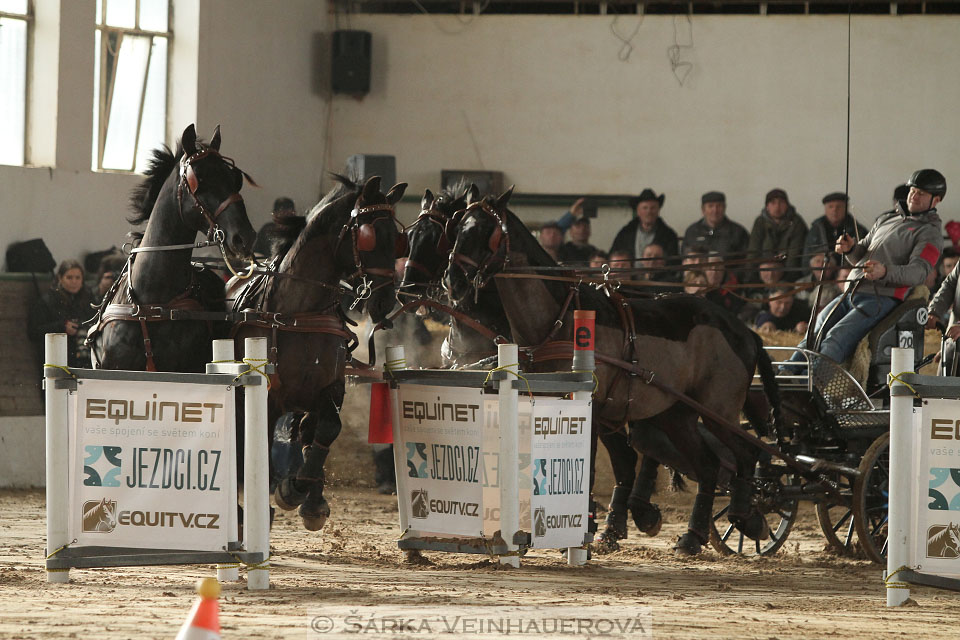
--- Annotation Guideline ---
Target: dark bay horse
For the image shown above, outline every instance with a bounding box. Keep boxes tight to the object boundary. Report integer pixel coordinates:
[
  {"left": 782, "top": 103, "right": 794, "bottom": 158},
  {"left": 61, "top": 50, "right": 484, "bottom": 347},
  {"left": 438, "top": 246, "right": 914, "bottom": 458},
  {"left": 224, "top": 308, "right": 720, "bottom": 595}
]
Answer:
[
  {"left": 444, "top": 190, "right": 780, "bottom": 554},
  {"left": 231, "top": 175, "right": 406, "bottom": 531},
  {"left": 399, "top": 184, "right": 513, "bottom": 367},
  {"left": 90, "top": 124, "right": 256, "bottom": 372}
]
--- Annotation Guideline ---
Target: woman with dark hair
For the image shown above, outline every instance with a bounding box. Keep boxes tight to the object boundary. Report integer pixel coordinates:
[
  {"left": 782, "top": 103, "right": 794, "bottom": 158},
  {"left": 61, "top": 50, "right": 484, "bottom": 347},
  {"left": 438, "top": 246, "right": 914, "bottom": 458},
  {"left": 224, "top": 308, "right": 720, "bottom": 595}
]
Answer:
[{"left": 28, "top": 259, "right": 95, "bottom": 368}]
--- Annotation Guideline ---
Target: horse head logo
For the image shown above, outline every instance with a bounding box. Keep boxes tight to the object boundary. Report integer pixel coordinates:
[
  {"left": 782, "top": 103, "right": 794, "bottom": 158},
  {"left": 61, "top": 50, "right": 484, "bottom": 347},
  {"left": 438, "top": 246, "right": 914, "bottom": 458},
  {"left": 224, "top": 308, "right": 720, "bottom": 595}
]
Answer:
[
  {"left": 411, "top": 489, "right": 429, "bottom": 519},
  {"left": 534, "top": 507, "right": 547, "bottom": 538},
  {"left": 82, "top": 498, "right": 118, "bottom": 533},
  {"left": 926, "top": 522, "right": 960, "bottom": 558}
]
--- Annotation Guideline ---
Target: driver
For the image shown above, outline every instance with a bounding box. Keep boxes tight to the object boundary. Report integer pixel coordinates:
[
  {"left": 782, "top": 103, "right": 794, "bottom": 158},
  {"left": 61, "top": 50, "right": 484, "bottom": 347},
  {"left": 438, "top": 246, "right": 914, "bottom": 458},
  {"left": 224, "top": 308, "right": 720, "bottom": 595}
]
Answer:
[{"left": 785, "top": 169, "right": 945, "bottom": 369}]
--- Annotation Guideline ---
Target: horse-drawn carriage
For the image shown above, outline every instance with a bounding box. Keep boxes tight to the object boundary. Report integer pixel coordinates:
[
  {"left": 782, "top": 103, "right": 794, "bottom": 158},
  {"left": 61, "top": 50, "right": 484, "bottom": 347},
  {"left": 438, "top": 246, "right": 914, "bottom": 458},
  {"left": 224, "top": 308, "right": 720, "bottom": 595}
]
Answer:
[{"left": 713, "top": 295, "right": 929, "bottom": 562}]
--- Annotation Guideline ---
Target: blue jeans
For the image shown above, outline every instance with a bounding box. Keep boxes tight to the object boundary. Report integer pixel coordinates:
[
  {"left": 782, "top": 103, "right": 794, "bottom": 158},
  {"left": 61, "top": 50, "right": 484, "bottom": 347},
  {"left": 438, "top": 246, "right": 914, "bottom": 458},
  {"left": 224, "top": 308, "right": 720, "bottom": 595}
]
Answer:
[{"left": 787, "top": 293, "right": 899, "bottom": 366}]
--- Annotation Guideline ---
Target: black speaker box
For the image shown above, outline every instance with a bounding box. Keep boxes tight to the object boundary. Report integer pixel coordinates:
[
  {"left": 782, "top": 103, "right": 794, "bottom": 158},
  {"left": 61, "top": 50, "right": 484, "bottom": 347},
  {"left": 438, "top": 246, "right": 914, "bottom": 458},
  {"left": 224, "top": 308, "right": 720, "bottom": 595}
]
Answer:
[
  {"left": 332, "top": 30, "right": 371, "bottom": 96},
  {"left": 347, "top": 154, "right": 396, "bottom": 188}
]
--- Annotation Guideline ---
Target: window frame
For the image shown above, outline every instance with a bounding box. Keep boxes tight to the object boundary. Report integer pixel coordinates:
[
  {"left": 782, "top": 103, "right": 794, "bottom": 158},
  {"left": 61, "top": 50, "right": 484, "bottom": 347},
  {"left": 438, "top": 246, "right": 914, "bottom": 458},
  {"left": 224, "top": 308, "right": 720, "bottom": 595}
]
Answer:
[
  {"left": 93, "top": 0, "right": 171, "bottom": 173},
  {"left": 0, "top": 1, "right": 33, "bottom": 167}
]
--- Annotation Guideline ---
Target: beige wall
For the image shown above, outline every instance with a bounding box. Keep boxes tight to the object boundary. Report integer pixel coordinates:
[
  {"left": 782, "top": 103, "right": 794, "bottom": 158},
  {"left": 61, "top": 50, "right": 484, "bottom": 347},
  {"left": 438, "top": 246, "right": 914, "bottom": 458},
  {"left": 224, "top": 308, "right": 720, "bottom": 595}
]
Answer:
[{"left": 2, "top": 7, "right": 959, "bottom": 264}]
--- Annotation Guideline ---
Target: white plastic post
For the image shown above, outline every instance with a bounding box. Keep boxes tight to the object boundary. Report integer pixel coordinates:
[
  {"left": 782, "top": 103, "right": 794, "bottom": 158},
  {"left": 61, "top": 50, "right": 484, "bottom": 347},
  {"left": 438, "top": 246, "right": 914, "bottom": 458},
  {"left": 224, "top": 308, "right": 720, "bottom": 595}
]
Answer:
[
  {"left": 211, "top": 339, "right": 240, "bottom": 582},
  {"left": 243, "top": 337, "right": 270, "bottom": 590},
  {"left": 45, "top": 334, "right": 70, "bottom": 583},
  {"left": 568, "top": 311, "right": 595, "bottom": 567},
  {"left": 386, "top": 346, "right": 408, "bottom": 535},
  {"left": 498, "top": 344, "right": 520, "bottom": 567},
  {"left": 887, "top": 347, "right": 913, "bottom": 606}
]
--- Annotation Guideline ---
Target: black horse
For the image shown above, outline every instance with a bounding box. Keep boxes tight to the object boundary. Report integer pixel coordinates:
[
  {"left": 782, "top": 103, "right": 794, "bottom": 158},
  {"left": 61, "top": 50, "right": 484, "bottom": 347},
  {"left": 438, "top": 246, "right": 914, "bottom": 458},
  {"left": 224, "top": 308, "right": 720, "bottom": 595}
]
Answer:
[
  {"left": 90, "top": 124, "right": 257, "bottom": 372},
  {"left": 231, "top": 175, "right": 406, "bottom": 531},
  {"left": 445, "top": 189, "right": 781, "bottom": 554},
  {"left": 399, "top": 184, "right": 513, "bottom": 367}
]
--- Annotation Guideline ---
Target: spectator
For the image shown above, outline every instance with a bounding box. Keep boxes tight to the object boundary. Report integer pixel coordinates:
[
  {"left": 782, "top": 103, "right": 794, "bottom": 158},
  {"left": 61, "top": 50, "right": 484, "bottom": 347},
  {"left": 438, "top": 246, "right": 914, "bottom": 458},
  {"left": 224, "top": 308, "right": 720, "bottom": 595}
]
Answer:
[
  {"left": 785, "top": 169, "right": 945, "bottom": 370},
  {"left": 703, "top": 252, "right": 744, "bottom": 315},
  {"left": 928, "top": 256, "right": 960, "bottom": 375},
  {"left": 755, "top": 293, "right": 810, "bottom": 334},
  {"left": 91, "top": 253, "right": 126, "bottom": 305},
  {"left": 588, "top": 250, "right": 608, "bottom": 270},
  {"left": 253, "top": 197, "right": 306, "bottom": 258},
  {"left": 538, "top": 221, "right": 564, "bottom": 261},
  {"left": 633, "top": 243, "right": 676, "bottom": 295},
  {"left": 795, "top": 253, "right": 841, "bottom": 314},
  {"left": 803, "top": 192, "right": 868, "bottom": 276},
  {"left": 747, "top": 188, "right": 808, "bottom": 282},
  {"left": 682, "top": 191, "right": 749, "bottom": 258},
  {"left": 558, "top": 216, "right": 598, "bottom": 264},
  {"left": 608, "top": 249, "right": 632, "bottom": 272},
  {"left": 681, "top": 246, "right": 708, "bottom": 295},
  {"left": 610, "top": 189, "right": 679, "bottom": 261},
  {"left": 739, "top": 259, "right": 785, "bottom": 324},
  {"left": 934, "top": 247, "right": 960, "bottom": 294},
  {"left": 893, "top": 183, "right": 910, "bottom": 205},
  {"left": 28, "top": 259, "right": 95, "bottom": 369}
]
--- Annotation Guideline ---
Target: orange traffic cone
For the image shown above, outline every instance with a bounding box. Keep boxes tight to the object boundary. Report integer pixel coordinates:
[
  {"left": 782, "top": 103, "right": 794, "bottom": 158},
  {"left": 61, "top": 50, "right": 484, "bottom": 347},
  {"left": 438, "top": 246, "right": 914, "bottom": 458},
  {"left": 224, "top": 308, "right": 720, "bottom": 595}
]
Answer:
[{"left": 175, "top": 577, "right": 221, "bottom": 640}]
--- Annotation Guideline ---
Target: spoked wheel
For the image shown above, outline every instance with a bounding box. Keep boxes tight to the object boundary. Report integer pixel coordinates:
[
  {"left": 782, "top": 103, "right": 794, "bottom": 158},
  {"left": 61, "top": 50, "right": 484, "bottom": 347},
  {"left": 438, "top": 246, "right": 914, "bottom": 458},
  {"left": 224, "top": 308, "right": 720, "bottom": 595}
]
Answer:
[
  {"left": 814, "top": 471, "right": 857, "bottom": 555},
  {"left": 853, "top": 432, "right": 890, "bottom": 565},
  {"left": 710, "top": 469, "right": 799, "bottom": 557}
]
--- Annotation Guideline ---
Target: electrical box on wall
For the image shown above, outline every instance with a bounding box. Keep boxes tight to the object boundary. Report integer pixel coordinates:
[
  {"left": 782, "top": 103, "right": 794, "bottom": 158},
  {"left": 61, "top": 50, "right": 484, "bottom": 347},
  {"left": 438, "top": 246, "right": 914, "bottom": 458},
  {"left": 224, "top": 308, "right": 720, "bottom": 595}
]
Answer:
[
  {"left": 441, "top": 170, "right": 504, "bottom": 196},
  {"left": 332, "top": 30, "right": 371, "bottom": 96},
  {"left": 347, "top": 154, "right": 396, "bottom": 188}
]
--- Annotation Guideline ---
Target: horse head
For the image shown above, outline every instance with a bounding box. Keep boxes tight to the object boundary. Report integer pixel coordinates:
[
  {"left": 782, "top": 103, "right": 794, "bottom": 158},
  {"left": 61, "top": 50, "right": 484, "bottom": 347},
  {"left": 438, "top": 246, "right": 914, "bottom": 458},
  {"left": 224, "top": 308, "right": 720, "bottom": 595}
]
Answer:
[
  {"left": 399, "top": 184, "right": 473, "bottom": 299},
  {"left": 177, "top": 124, "right": 257, "bottom": 260},
  {"left": 444, "top": 185, "right": 515, "bottom": 308},
  {"left": 339, "top": 176, "right": 407, "bottom": 324}
]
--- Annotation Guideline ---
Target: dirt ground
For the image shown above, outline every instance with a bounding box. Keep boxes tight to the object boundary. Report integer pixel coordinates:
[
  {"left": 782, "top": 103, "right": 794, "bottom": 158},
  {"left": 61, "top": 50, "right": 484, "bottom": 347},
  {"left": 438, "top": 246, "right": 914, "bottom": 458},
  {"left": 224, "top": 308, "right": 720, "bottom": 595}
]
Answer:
[{"left": 1, "top": 330, "right": 954, "bottom": 639}]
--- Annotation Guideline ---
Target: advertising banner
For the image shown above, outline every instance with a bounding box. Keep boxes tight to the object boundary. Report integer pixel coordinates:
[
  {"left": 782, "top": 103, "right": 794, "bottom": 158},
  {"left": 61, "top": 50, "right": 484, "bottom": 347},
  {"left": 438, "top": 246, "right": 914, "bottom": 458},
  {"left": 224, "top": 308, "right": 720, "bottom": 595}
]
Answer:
[
  {"left": 481, "top": 397, "right": 533, "bottom": 538},
  {"left": 530, "top": 398, "right": 591, "bottom": 549},
  {"left": 397, "top": 385, "right": 485, "bottom": 537},
  {"left": 915, "top": 399, "right": 960, "bottom": 576},
  {"left": 69, "top": 378, "right": 235, "bottom": 551}
]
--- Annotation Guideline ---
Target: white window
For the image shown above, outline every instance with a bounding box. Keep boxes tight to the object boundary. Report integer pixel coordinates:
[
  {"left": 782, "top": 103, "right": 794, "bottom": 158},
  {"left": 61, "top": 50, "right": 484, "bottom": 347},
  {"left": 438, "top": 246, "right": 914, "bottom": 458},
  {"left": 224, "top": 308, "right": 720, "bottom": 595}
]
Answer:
[
  {"left": 93, "top": 0, "right": 170, "bottom": 173},
  {"left": 0, "top": 0, "right": 30, "bottom": 167}
]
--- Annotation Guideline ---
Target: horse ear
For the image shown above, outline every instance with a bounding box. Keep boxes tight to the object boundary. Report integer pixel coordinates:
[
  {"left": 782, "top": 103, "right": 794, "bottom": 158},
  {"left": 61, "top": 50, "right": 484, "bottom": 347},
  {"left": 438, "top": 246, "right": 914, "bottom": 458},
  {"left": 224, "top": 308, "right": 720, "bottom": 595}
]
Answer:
[
  {"left": 181, "top": 124, "right": 198, "bottom": 156},
  {"left": 421, "top": 189, "right": 434, "bottom": 211},
  {"left": 361, "top": 176, "right": 382, "bottom": 203},
  {"left": 495, "top": 185, "right": 515, "bottom": 210},
  {"left": 386, "top": 183, "right": 407, "bottom": 205},
  {"left": 466, "top": 184, "right": 481, "bottom": 205},
  {"left": 209, "top": 125, "right": 222, "bottom": 151}
]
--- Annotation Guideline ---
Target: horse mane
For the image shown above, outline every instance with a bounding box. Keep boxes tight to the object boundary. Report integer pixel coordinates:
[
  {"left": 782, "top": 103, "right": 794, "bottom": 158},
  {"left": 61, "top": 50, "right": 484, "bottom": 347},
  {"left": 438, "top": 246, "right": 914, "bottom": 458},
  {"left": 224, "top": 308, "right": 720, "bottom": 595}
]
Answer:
[
  {"left": 284, "top": 173, "right": 361, "bottom": 263},
  {"left": 436, "top": 179, "right": 472, "bottom": 216},
  {"left": 127, "top": 143, "right": 184, "bottom": 226}
]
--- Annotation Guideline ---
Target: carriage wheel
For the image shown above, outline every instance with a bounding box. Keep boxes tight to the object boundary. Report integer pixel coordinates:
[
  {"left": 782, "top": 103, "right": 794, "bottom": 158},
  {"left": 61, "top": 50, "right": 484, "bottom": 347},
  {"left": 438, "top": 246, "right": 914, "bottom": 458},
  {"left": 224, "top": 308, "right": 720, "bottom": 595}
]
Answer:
[
  {"left": 853, "top": 432, "right": 890, "bottom": 565},
  {"left": 814, "top": 471, "right": 857, "bottom": 555},
  {"left": 709, "top": 471, "right": 799, "bottom": 557}
]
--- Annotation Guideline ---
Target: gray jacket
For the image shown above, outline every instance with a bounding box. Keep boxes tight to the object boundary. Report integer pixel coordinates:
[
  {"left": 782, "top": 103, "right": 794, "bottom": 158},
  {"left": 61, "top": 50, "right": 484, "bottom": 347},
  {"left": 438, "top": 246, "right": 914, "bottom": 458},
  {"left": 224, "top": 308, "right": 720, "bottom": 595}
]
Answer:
[
  {"left": 845, "top": 203, "right": 943, "bottom": 300},
  {"left": 929, "top": 260, "right": 960, "bottom": 325}
]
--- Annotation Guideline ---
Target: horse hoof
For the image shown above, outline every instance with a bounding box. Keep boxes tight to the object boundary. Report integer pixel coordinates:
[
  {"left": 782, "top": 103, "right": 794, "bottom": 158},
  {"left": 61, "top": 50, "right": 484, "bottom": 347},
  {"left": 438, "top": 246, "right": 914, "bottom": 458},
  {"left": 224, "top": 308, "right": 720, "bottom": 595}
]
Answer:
[
  {"left": 603, "top": 509, "right": 628, "bottom": 540},
  {"left": 673, "top": 531, "right": 705, "bottom": 556},
  {"left": 592, "top": 532, "right": 621, "bottom": 555},
  {"left": 733, "top": 511, "right": 770, "bottom": 541},
  {"left": 629, "top": 500, "right": 662, "bottom": 537},
  {"left": 274, "top": 478, "right": 307, "bottom": 511},
  {"left": 299, "top": 496, "right": 330, "bottom": 532}
]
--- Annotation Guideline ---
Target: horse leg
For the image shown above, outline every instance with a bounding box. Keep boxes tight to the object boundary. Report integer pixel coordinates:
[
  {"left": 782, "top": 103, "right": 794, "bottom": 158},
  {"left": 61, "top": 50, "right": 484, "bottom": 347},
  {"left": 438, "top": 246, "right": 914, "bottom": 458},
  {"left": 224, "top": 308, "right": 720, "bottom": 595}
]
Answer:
[
  {"left": 627, "top": 454, "right": 663, "bottom": 537},
  {"left": 594, "top": 427, "right": 637, "bottom": 553},
  {"left": 297, "top": 382, "right": 345, "bottom": 531}
]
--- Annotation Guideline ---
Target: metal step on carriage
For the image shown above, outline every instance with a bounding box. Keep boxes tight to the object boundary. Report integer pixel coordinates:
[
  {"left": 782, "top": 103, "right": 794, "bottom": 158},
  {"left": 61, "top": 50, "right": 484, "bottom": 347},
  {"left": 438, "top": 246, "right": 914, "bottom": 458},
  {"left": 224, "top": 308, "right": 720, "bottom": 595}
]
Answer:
[{"left": 710, "top": 295, "right": 930, "bottom": 562}]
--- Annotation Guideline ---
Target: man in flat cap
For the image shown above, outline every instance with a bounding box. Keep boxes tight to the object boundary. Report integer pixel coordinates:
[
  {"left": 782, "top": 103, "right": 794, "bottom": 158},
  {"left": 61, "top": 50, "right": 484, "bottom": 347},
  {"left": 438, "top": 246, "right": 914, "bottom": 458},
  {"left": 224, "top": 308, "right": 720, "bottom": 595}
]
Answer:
[
  {"left": 682, "top": 191, "right": 749, "bottom": 259},
  {"left": 747, "top": 188, "right": 808, "bottom": 282},
  {"left": 803, "top": 192, "right": 868, "bottom": 276},
  {"left": 253, "top": 196, "right": 306, "bottom": 258},
  {"left": 609, "top": 189, "right": 679, "bottom": 264}
]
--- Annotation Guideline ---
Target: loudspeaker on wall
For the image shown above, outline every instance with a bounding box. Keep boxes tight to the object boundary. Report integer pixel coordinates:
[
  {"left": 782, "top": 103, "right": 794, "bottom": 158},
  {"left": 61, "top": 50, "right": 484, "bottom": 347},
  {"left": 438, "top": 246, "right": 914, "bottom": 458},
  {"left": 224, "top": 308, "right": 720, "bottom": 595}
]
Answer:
[{"left": 332, "top": 30, "right": 371, "bottom": 96}]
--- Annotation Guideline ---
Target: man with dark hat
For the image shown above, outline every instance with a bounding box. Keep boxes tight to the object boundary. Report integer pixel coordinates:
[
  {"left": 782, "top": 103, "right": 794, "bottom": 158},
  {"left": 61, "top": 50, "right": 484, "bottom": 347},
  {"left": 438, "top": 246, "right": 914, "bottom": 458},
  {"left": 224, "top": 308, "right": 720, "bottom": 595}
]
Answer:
[
  {"left": 747, "top": 188, "right": 808, "bottom": 282},
  {"left": 558, "top": 216, "right": 598, "bottom": 264},
  {"left": 609, "top": 188, "right": 679, "bottom": 262},
  {"left": 253, "top": 196, "right": 306, "bottom": 258},
  {"left": 784, "top": 169, "right": 945, "bottom": 371},
  {"left": 802, "top": 192, "right": 868, "bottom": 276},
  {"left": 682, "top": 191, "right": 749, "bottom": 258}
]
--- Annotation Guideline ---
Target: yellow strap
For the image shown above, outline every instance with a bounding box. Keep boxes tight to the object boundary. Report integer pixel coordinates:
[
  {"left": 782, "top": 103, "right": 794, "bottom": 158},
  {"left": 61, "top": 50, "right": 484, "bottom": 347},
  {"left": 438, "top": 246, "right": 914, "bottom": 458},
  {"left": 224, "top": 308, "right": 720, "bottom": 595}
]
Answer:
[
  {"left": 43, "top": 363, "right": 77, "bottom": 380},
  {"left": 884, "top": 564, "right": 913, "bottom": 589},
  {"left": 46, "top": 540, "right": 75, "bottom": 559},
  {"left": 483, "top": 364, "right": 533, "bottom": 398},
  {"left": 235, "top": 357, "right": 271, "bottom": 390},
  {"left": 571, "top": 369, "right": 599, "bottom": 395},
  {"left": 230, "top": 553, "right": 270, "bottom": 571},
  {"left": 210, "top": 359, "right": 239, "bottom": 364},
  {"left": 887, "top": 371, "right": 919, "bottom": 397}
]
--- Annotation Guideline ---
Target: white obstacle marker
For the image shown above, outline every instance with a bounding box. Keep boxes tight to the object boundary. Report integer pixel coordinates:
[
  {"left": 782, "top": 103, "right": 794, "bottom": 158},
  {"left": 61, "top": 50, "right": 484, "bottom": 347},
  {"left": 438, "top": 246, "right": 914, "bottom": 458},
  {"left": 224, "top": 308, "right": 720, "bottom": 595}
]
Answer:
[
  {"left": 383, "top": 330, "right": 595, "bottom": 566},
  {"left": 44, "top": 334, "right": 271, "bottom": 590}
]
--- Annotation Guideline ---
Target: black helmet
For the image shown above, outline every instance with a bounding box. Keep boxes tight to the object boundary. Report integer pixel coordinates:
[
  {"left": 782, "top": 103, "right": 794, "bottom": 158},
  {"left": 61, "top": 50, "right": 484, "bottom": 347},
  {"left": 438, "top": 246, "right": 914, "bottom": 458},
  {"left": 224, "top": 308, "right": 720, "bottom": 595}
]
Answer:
[{"left": 906, "top": 169, "right": 947, "bottom": 198}]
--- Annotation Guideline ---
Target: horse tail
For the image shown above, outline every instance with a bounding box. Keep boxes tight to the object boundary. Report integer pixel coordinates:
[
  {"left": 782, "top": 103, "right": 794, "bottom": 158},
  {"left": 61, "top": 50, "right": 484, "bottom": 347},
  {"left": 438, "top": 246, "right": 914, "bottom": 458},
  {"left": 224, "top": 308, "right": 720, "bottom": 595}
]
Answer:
[{"left": 747, "top": 332, "right": 782, "bottom": 439}]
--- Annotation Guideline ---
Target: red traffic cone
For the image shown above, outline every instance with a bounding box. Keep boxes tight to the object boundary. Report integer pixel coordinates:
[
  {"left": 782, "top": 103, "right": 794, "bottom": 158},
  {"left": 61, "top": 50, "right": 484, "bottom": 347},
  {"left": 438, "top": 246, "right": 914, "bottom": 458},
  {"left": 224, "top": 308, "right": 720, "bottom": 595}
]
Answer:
[
  {"left": 368, "top": 382, "right": 393, "bottom": 444},
  {"left": 175, "top": 578, "right": 221, "bottom": 640}
]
